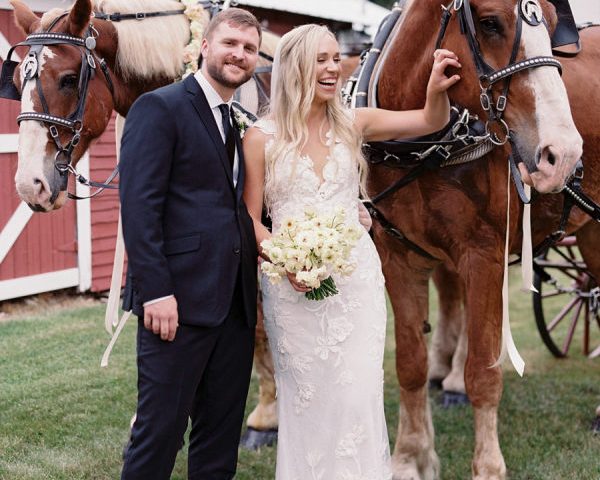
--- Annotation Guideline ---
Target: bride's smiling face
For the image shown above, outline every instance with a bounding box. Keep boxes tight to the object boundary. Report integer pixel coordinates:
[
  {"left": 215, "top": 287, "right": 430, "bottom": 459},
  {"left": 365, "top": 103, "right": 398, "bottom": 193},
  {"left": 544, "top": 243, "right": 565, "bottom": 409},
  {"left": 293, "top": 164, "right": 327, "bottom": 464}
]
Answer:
[{"left": 313, "top": 34, "right": 342, "bottom": 104}]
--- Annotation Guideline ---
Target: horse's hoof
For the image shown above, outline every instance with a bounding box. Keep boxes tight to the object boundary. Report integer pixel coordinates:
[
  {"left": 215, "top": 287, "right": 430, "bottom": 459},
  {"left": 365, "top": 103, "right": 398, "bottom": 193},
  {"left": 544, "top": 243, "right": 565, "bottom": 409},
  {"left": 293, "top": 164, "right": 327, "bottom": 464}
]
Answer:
[
  {"left": 592, "top": 416, "right": 600, "bottom": 434},
  {"left": 440, "top": 390, "right": 470, "bottom": 408},
  {"left": 239, "top": 427, "right": 278, "bottom": 450},
  {"left": 428, "top": 378, "right": 444, "bottom": 391}
]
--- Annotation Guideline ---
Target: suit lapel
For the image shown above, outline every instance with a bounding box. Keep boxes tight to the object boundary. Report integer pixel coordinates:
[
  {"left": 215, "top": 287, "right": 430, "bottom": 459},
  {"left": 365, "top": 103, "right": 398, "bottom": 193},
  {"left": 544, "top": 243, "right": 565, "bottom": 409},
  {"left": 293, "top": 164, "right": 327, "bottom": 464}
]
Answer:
[{"left": 185, "top": 75, "right": 234, "bottom": 189}]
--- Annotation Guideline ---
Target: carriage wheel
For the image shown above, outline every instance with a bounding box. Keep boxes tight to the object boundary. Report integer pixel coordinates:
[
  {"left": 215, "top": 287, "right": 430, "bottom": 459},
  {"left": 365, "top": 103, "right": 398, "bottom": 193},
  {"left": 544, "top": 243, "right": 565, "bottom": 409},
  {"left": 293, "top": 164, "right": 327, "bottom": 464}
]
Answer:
[{"left": 532, "top": 237, "right": 600, "bottom": 358}]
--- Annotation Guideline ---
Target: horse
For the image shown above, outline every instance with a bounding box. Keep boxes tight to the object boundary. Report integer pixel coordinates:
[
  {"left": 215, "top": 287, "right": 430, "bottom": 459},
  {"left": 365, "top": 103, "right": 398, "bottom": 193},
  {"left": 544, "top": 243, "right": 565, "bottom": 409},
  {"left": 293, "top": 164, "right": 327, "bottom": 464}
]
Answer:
[
  {"left": 366, "top": 0, "right": 596, "bottom": 477},
  {"left": 427, "top": 22, "right": 600, "bottom": 416},
  {"left": 5, "top": 0, "right": 278, "bottom": 212}
]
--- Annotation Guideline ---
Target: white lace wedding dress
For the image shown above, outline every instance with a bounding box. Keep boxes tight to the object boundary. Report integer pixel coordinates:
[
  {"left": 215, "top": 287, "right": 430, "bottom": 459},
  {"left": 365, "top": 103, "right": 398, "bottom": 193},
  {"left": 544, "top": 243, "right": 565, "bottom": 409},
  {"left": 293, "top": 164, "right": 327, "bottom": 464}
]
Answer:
[{"left": 256, "top": 119, "right": 393, "bottom": 480}]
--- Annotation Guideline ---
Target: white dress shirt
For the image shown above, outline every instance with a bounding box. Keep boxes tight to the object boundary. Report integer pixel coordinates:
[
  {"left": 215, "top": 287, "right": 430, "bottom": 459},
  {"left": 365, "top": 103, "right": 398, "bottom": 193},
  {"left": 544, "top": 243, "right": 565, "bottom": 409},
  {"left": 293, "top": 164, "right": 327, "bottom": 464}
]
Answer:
[{"left": 143, "top": 71, "right": 240, "bottom": 308}]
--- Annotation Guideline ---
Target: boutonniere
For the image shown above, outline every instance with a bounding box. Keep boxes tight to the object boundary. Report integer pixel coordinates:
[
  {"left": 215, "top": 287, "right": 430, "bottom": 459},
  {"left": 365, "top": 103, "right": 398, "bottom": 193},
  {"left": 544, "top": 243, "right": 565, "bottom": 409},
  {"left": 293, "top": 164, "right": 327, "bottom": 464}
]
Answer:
[{"left": 231, "top": 102, "right": 257, "bottom": 139}]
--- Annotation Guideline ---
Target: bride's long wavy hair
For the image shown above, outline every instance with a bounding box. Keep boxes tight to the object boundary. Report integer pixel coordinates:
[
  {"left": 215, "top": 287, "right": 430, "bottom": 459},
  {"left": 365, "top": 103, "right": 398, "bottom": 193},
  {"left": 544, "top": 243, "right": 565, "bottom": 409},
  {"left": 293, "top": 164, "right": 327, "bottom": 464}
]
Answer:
[{"left": 264, "top": 24, "right": 368, "bottom": 211}]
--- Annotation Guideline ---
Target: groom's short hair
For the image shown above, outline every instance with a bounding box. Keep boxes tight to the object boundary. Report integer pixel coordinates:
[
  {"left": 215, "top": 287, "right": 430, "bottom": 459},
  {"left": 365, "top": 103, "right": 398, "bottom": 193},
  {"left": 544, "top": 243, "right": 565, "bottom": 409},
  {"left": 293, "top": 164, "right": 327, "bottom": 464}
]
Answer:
[{"left": 203, "top": 8, "right": 262, "bottom": 44}]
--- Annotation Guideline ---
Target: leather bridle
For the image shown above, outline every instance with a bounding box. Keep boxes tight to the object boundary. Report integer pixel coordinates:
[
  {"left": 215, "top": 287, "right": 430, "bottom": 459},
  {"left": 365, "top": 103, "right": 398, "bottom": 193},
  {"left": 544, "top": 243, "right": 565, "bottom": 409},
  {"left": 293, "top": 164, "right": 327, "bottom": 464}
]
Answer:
[
  {"left": 2, "top": 12, "right": 119, "bottom": 196},
  {"left": 0, "top": 8, "right": 184, "bottom": 199},
  {"left": 437, "top": 0, "right": 562, "bottom": 148}
]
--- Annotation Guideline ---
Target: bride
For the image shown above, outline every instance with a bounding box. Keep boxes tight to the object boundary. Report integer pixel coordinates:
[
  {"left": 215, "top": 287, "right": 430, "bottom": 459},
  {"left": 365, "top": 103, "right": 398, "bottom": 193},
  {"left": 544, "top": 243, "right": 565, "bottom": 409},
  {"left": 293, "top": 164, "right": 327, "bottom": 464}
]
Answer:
[{"left": 243, "top": 24, "right": 460, "bottom": 479}]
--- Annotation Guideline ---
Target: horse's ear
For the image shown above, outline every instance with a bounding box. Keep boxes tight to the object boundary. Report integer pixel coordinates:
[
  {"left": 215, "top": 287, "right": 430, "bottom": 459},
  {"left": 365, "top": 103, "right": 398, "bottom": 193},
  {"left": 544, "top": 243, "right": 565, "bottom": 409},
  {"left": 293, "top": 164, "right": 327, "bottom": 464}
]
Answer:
[
  {"left": 10, "top": 0, "right": 41, "bottom": 35},
  {"left": 66, "top": 0, "right": 92, "bottom": 37}
]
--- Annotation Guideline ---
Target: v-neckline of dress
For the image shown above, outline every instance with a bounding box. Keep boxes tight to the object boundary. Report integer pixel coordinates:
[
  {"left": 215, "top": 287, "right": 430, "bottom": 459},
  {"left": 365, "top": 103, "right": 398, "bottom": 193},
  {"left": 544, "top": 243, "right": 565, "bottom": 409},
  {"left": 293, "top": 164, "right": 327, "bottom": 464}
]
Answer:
[
  {"left": 301, "top": 129, "right": 334, "bottom": 191},
  {"left": 301, "top": 152, "right": 333, "bottom": 191}
]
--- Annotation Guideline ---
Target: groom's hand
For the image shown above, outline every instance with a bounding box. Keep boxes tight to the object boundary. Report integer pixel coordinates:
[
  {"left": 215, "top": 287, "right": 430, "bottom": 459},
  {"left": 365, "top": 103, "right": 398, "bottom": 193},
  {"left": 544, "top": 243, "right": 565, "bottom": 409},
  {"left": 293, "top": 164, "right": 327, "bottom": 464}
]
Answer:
[
  {"left": 144, "top": 296, "right": 179, "bottom": 341},
  {"left": 358, "top": 202, "right": 372, "bottom": 231}
]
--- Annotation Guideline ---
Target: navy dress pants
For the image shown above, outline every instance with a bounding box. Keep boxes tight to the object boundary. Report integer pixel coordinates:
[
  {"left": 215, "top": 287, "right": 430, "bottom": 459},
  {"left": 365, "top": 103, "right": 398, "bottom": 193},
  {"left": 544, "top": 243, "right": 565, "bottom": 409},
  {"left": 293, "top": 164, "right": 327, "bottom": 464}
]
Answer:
[{"left": 121, "top": 283, "right": 254, "bottom": 480}]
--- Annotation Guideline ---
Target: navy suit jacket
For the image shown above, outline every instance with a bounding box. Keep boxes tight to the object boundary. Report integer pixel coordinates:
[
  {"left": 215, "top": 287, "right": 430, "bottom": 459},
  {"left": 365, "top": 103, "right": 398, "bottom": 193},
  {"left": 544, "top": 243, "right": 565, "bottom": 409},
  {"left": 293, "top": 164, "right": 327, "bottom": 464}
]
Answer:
[{"left": 119, "top": 75, "right": 258, "bottom": 327}]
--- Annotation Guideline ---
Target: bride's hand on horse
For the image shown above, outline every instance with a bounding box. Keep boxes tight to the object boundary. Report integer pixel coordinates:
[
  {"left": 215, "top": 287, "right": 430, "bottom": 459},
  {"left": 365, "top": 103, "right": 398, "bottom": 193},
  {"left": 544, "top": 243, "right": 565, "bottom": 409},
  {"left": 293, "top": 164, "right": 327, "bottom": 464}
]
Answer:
[
  {"left": 353, "top": 49, "right": 460, "bottom": 142},
  {"left": 358, "top": 201, "right": 373, "bottom": 232},
  {"left": 424, "top": 48, "right": 462, "bottom": 128}
]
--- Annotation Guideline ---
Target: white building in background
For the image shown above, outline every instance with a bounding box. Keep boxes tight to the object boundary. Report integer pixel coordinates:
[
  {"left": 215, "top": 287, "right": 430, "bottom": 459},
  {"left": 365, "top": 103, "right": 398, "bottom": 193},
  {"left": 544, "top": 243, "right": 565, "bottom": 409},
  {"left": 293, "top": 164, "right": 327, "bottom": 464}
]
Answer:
[{"left": 569, "top": 0, "right": 600, "bottom": 23}]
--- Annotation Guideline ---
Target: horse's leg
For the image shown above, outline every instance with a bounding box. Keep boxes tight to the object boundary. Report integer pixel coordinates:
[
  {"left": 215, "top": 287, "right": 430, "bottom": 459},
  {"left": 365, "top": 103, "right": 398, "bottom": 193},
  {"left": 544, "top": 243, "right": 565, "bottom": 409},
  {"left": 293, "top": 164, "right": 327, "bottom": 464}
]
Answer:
[
  {"left": 440, "top": 308, "right": 468, "bottom": 407},
  {"left": 240, "top": 294, "right": 278, "bottom": 450},
  {"left": 461, "top": 257, "right": 506, "bottom": 480},
  {"left": 429, "top": 264, "right": 465, "bottom": 393},
  {"left": 385, "top": 253, "right": 439, "bottom": 480}
]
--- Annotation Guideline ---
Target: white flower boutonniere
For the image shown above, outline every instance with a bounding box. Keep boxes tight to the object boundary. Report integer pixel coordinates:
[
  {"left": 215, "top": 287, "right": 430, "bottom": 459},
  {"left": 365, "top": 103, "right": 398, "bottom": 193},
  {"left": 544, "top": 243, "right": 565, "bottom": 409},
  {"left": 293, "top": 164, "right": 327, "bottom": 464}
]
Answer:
[{"left": 231, "top": 103, "right": 257, "bottom": 139}]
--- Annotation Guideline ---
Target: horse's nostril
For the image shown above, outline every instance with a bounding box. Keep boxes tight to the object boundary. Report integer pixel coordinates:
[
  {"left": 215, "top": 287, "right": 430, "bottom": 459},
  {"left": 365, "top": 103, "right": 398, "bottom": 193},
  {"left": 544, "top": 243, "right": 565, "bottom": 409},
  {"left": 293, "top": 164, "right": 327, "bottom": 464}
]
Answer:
[{"left": 547, "top": 152, "right": 556, "bottom": 166}]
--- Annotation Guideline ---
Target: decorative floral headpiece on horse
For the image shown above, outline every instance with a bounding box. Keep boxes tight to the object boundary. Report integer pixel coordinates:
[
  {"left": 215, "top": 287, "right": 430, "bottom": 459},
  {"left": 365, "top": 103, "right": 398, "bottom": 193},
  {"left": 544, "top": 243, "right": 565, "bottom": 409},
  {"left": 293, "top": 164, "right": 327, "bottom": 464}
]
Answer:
[{"left": 181, "top": 0, "right": 205, "bottom": 78}]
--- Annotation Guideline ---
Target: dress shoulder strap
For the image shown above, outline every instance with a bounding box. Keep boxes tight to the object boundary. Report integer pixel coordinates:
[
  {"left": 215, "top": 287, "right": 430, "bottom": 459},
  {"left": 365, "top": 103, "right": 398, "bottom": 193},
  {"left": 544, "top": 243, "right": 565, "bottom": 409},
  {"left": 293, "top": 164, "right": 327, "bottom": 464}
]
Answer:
[{"left": 253, "top": 118, "right": 276, "bottom": 136}]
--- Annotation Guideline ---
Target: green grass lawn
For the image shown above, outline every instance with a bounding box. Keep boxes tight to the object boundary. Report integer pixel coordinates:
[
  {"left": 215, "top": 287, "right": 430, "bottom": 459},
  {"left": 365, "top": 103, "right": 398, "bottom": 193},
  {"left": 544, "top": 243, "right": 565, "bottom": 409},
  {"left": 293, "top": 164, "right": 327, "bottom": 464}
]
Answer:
[{"left": 0, "top": 269, "right": 598, "bottom": 480}]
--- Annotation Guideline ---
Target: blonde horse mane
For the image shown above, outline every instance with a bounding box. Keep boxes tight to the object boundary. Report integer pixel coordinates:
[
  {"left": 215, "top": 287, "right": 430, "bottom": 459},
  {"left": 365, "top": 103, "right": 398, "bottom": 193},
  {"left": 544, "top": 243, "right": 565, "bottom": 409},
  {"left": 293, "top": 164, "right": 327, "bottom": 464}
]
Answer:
[
  {"left": 96, "top": 0, "right": 192, "bottom": 80},
  {"left": 42, "top": 2, "right": 277, "bottom": 89},
  {"left": 43, "top": 0, "right": 193, "bottom": 81},
  {"left": 259, "top": 30, "right": 279, "bottom": 67}
]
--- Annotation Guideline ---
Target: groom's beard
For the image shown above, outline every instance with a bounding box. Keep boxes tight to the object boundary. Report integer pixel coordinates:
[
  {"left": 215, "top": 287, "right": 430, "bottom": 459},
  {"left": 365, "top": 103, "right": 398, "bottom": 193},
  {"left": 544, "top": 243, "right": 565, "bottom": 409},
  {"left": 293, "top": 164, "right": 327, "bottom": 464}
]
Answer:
[{"left": 207, "top": 57, "right": 253, "bottom": 90}]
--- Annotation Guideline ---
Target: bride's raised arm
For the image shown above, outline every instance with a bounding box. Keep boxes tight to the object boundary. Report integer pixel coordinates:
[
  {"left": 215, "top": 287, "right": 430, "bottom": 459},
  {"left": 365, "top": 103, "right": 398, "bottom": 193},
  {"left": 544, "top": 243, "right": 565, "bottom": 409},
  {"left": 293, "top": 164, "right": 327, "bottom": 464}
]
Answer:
[
  {"left": 242, "top": 126, "right": 272, "bottom": 258},
  {"left": 354, "top": 48, "right": 461, "bottom": 142}
]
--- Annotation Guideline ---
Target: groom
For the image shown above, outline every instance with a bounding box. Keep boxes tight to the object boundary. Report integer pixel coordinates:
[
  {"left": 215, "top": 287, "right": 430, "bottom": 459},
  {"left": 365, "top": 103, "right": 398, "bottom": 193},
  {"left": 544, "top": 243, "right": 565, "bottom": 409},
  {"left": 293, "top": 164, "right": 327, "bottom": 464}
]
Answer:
[{"left": 118, "top": 8, "right": 261, "bottom": 479}]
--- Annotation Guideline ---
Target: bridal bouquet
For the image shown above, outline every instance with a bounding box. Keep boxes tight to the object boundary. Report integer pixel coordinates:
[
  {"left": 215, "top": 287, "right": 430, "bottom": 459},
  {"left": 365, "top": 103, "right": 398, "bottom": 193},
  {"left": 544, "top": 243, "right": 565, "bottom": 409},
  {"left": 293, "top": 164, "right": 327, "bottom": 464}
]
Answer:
[{"left": 260, "top": 207, "right": 363, "bottom": 300}]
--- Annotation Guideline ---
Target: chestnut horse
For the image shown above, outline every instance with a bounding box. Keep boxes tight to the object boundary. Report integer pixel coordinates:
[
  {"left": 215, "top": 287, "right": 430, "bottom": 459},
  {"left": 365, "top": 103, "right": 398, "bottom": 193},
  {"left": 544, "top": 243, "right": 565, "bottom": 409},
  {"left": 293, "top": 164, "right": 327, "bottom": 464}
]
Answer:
[
  {"left": 428, "top": 22, "right": 600, "bottom": 422},
  {"left": 369, "top": 0, "right": 586, "bottom": 478},
  {"left": 6, "top": 0, "right": 277, "bottom": 211}
]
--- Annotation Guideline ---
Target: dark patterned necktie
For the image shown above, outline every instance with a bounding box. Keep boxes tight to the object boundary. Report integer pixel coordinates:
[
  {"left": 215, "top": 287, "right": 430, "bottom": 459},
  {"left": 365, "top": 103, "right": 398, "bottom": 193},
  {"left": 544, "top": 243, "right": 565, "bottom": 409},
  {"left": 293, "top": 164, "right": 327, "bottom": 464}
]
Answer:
[{"left": 218, "top": 103, "right": 235, "bottom": 171}]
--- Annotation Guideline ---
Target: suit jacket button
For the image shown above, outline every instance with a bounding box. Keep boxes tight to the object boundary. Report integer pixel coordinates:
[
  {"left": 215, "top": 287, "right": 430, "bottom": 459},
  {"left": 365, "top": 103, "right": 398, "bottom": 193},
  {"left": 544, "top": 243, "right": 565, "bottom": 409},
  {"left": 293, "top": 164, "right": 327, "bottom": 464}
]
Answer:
[{"left": 234, "top": 247, "right": 241, "bottom": 255}]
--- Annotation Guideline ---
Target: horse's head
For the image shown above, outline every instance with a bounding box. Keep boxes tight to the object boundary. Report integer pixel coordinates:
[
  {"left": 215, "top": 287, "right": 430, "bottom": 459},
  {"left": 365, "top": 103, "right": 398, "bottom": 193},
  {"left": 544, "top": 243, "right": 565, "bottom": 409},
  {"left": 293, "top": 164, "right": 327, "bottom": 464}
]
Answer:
[
  {"left": 380, "top": 0, "right": 582, "bottom": 194},
  {"left": 442, "top": 0, "right": 582, "bottom": 193},
  {"left": 7, "top": 0, "right": 116, "bottom": 211}
]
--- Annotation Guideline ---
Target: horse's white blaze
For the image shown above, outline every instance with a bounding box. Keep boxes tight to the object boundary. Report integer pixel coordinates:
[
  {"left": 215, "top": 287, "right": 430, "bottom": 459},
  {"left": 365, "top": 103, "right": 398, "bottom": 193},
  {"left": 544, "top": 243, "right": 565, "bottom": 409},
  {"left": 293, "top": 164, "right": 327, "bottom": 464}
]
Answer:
[
  {"left": 520, "top": 6, "right": 582, "bottom": 184},
  {"left": 14, "top": 47, "right": 54, "bottom": 200}
]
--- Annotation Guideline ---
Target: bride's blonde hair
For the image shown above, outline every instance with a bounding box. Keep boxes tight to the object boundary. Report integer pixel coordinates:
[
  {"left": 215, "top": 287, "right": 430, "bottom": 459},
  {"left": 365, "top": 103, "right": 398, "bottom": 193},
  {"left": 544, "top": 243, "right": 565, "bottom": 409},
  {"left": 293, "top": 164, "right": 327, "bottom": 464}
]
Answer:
[{"left": 264, "top": 24, "right": 368, "bottom": 210}]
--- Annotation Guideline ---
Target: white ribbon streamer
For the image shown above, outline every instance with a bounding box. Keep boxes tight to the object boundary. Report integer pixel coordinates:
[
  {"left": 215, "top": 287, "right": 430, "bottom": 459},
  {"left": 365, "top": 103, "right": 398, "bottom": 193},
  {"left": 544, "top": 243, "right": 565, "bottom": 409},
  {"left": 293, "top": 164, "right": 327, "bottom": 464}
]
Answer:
[
  {"left": 101, "top": 114, "right": 131, "bottom": 367},
  {"left": 493, "top": 162, "right": 525, "bottom": 376},
  {"left": 520, "top": 184, "right": 538, "bottom": 293}
]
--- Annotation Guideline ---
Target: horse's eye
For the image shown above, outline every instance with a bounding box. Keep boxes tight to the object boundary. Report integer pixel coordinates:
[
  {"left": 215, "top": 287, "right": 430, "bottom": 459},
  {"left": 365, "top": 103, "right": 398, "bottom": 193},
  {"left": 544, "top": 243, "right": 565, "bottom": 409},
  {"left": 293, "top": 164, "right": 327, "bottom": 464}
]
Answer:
[
  {"left": 479, "top": 17, "right": 503, "bottom": 35},
  {"left": 59, "top": 73, "right": 78, "bottom": 91}
]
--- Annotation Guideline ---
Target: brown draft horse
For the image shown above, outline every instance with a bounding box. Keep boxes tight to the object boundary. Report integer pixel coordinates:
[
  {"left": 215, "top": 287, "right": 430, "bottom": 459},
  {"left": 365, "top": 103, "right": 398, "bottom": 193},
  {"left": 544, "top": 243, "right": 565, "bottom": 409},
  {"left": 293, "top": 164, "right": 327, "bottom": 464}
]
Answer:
[
  {"left": 371, "top": 0, "right": 590, "bottom": 478},
  {"left": 7, "top": 0, "right": 277, "bottom": 211},
  {"left": 428, "top": 21, "right": 600, "bottom": 428}
]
